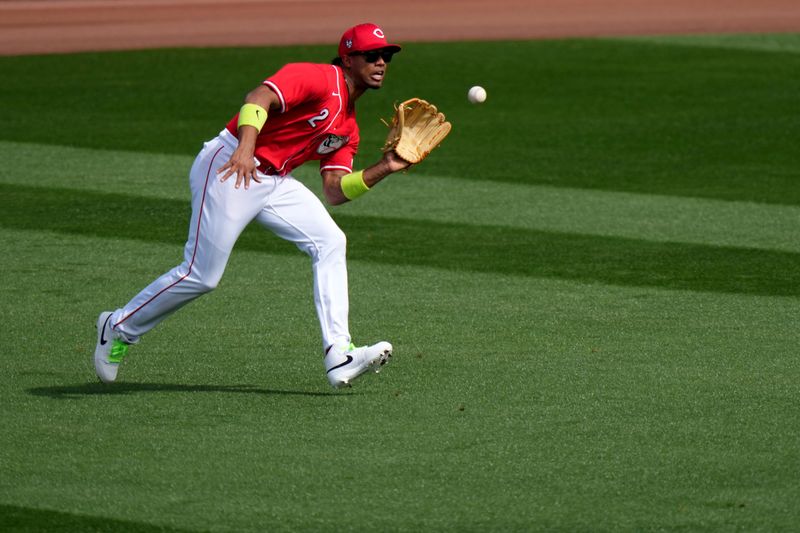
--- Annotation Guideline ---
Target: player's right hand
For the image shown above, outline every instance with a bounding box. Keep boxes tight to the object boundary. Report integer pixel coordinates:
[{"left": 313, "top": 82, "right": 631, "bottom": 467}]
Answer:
[{"left": 217, "top": 148, "right": 262, "bottom": 190}]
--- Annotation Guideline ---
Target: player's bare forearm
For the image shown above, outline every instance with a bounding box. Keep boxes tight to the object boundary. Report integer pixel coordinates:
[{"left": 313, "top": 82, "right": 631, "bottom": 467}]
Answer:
[
  {"left": 216, "top": 85, "right": 282, "bottom": 189},
  {"left": 322, "top": 150, "right": 411, "bottom": 205}
]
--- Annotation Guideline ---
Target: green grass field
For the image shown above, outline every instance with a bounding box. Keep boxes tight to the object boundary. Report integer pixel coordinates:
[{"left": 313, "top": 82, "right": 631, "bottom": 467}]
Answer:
[{"left": 1, "top": 34, "right": 799, "bottom": 531}]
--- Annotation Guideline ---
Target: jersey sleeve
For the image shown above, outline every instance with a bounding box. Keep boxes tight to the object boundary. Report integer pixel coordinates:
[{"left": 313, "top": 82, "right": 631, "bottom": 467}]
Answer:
[
  {"left": 320, "top": 133, "right": 360, "bottom": 174},
  {"left": 263, "top": 63, "right": 329, "bottom": 114}
]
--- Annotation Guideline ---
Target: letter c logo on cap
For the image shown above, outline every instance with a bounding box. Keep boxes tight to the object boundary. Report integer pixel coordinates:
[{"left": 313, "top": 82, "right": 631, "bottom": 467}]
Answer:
[{"left": 373, "top": 28, "right": 385, "bottom": 38}]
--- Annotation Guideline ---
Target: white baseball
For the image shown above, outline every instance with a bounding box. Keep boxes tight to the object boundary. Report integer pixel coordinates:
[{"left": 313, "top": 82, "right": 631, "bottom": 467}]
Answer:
[{"left": 468, "top": 85, "right": 487, "bottom": 104}]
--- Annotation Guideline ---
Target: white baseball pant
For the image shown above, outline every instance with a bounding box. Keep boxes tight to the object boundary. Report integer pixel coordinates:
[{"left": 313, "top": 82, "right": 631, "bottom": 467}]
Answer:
[{"left": 109, "top": 130, "right": 351, "bottom": 351}]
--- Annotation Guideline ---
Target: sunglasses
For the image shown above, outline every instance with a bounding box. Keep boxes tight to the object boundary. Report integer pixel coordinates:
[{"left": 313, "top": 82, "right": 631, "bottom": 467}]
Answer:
[{"left": 353, "top": 49, "right": 395, "bottom": 63}]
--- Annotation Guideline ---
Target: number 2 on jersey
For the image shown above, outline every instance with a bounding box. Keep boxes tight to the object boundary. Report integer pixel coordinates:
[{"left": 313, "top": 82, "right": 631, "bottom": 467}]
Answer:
[{"left": 308, "top": 108, "right": 330, "bottom": 128}]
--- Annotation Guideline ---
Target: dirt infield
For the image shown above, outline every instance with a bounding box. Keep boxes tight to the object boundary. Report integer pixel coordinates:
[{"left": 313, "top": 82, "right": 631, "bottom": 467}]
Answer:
[{"left": 2, "top": 0, "right": 800, "bottom": 56}]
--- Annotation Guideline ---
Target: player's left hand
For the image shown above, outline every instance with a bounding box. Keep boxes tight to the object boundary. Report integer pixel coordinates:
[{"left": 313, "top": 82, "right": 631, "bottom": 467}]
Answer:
[
  {"left": 383, "top": 150, "right": 412, "bottom": 173},
  {"left": 382, "top": 98, "right": 451, "bottom": 165}
]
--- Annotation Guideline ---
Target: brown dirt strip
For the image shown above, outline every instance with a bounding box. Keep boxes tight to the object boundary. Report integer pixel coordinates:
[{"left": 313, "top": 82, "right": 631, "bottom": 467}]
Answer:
[{"left": 2, "top": 0, "right": 800, "bottom": 56}]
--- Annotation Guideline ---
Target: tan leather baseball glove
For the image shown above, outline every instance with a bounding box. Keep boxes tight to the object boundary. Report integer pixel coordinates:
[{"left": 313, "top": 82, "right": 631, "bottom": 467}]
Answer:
[{"left": 382, "top": 98, "right": 452, "bottom": 164}]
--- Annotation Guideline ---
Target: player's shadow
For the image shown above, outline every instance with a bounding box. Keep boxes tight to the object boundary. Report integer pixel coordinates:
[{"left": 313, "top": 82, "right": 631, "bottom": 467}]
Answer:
[{"left": 27, "top": 382, "right": 343, "bottom": 399}]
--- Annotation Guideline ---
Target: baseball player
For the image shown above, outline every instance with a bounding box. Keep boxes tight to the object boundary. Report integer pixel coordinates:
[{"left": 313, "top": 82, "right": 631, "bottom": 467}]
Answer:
[{"left": 94, "top": 23, "right": 410, "bottom": 388}]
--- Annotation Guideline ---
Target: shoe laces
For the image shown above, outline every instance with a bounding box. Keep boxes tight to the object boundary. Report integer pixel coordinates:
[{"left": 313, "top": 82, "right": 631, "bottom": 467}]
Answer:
[{"left": 109, "top": 339, "right": 129, "bottom": 364}]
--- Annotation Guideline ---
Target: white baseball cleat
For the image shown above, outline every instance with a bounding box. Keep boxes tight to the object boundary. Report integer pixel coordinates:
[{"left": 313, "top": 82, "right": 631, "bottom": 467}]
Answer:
[
  {"left": 94, "top": 311, "right": 130, "bottom": 384},
  {"left": 324, "top": 341, "right": 393, "bottom": 388}
]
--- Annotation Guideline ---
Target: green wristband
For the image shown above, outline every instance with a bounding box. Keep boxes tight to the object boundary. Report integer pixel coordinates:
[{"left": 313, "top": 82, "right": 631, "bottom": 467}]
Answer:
[
  {"left": 237, "top": 103, "right": 268, "bottom": 132},
  {"left": 340, "top": 170, "right": 369, "bottom": 200}
]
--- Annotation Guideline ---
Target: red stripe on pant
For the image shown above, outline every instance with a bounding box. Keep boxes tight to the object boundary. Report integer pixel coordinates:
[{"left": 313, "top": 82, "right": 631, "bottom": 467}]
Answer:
[{"left": 114, "top": 145, "right": 225, "bottom": 329}]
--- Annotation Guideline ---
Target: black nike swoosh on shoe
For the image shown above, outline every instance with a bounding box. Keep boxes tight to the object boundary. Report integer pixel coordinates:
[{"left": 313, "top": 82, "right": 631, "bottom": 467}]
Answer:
[
  {"left": 326, "top": 355, "right": 353, "bottom": 373},
  {"left": 99, "top": 314, "right": 112, "bottom": 345}
]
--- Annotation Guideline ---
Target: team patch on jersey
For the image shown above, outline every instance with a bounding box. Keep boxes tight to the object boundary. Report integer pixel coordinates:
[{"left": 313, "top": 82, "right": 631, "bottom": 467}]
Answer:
[{"left": 317, "top": 134, "right": 349, "bottom": 154}]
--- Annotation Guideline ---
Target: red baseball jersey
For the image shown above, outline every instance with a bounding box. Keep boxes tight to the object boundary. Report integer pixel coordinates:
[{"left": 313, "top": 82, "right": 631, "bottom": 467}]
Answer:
[{"left": 225, "top": 63, "right": 359, "bottom": 176}]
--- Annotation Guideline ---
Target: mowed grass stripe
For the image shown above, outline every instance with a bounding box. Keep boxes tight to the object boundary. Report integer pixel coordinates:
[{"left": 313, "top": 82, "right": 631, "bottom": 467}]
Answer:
[
  {"left": 4, "top": 140, "right": 800, "bottom": 254},
  {"left": 0, "top": 503, "right": 196, "bottom": 533},
  {"left": 1, "top": 37, "right": 799, "bottom": 204},
  {"left": 333, "top": 175, "right": 800, "bottom": 254},
  {"left": 617, "top": 33, "right": 800, "bottom": 54},
  {"left": 2, "top": 183, "right": 798, "bottom": 297}
]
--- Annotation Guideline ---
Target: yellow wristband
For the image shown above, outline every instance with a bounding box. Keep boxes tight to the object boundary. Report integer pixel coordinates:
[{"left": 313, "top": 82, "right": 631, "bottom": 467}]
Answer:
[
  {"left": 237, "top": 103, "right": 268, "bottom": 132},
  {"left": 340, "top": 170, "right": 369, "bottom": 200}
]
